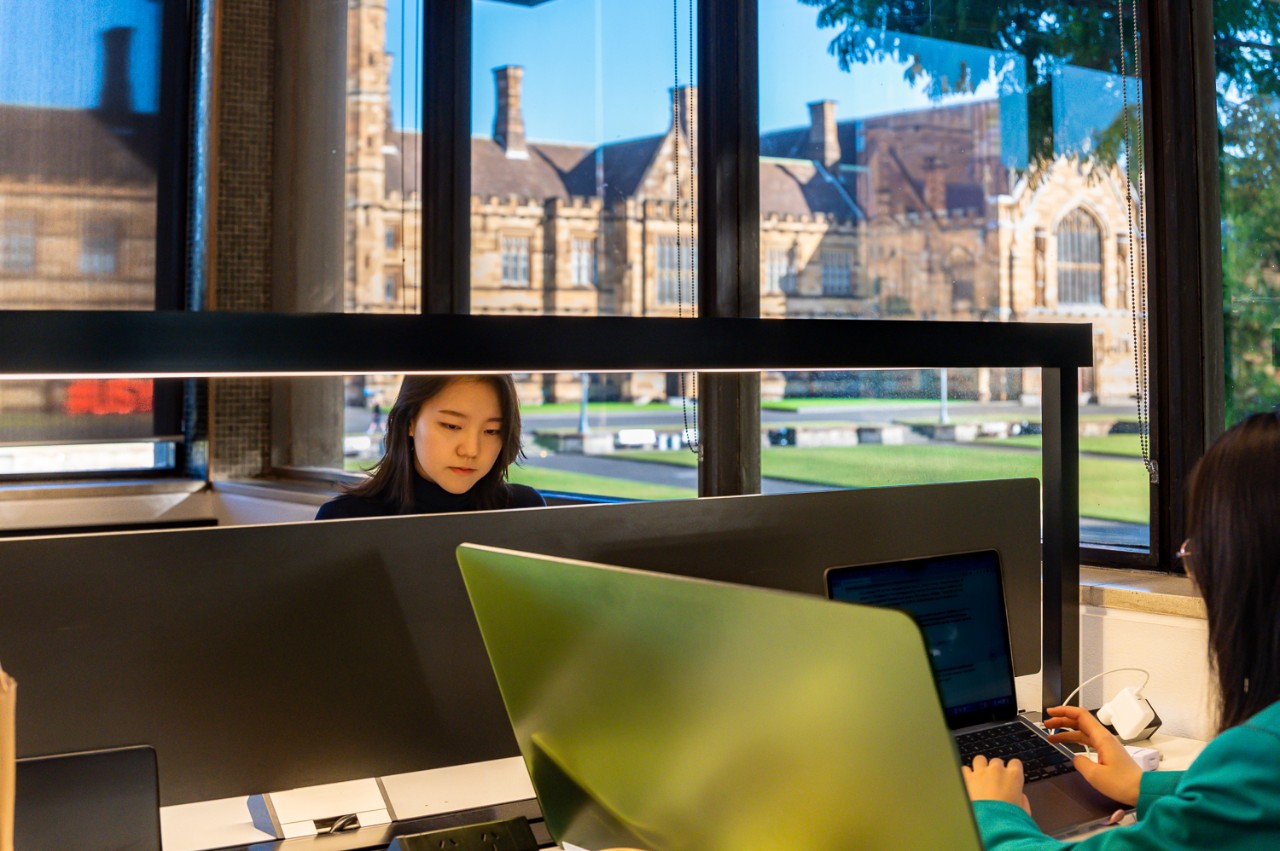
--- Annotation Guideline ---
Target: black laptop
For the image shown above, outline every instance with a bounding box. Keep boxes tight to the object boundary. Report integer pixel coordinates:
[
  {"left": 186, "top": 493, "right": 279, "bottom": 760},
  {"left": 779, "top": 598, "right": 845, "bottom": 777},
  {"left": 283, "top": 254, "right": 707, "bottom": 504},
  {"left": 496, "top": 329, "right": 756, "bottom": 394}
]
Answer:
[
  {"left": 826, "top": 549, "right": 1122, "bottom": 838},
  {"left": 16, "top": 745, "right": 160, "bottom": 851}
]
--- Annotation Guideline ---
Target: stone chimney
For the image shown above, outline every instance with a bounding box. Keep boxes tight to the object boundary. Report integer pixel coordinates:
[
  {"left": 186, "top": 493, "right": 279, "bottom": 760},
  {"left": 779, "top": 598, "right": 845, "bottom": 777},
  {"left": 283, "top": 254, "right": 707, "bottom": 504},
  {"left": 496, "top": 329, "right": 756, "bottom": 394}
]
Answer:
[
  {"left": 99, "top": 27, "right": 135, "bottom": 123},
  {"left": 671, "top": 85, "right": 697, "bottom": 141},
  {"left": 807, "top": 100, "right": 841, "bottom": 167},
  {"left": 493, "top": 65, "right": 527, "bottom": 159},
  {"left": 923, "top": 157, "right": 948, "bottom": 214}
]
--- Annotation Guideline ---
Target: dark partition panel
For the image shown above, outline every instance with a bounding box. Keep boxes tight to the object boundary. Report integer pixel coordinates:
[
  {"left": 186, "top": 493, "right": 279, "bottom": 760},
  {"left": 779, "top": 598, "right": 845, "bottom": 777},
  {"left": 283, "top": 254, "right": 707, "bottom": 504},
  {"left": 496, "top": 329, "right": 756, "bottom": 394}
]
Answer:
[{"left": 0, "top": 479, "right": 1039, "bottom": 805}]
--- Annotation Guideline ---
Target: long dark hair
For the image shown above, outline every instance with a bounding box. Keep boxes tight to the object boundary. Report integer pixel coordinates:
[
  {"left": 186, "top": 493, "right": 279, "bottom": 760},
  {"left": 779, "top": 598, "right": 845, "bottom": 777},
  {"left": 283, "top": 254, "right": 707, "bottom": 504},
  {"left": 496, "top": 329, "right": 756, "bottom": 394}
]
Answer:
[
  {"left": 346, "top": 374, "right": 525, "bottom": 512},
  {"left": 1186, "top": 411, "right": 1280, "bottom": 731}
]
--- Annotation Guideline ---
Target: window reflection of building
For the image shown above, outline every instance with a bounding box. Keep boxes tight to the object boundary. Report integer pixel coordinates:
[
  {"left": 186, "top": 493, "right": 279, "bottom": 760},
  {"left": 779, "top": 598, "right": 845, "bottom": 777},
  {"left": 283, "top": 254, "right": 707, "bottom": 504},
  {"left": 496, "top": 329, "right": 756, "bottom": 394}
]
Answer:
[
  {"left": 344, "top": 9, "right": 1145, "bottom": 405},
  {"left": 1056, "top": 207, "right": 1104, "bottom": 305},
  {"left": 0, "top": 27, "right": 156, "bottom": 311}
]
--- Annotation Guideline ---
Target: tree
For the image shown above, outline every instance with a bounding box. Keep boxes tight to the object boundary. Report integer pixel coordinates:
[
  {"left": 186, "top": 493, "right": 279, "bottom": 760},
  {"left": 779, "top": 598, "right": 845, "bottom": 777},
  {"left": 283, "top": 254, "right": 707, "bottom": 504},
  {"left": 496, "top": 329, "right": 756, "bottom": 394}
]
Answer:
[{"left": 799, "top": 0, "right": 1280, "bottom": 424}]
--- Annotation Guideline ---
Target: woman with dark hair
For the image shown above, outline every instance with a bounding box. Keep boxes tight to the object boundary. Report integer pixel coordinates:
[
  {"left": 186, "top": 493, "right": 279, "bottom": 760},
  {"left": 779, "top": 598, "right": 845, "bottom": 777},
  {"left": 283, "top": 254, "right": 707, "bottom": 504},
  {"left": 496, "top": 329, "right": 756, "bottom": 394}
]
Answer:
[
  {"left": 966, "top": 411, "right": 1280, "bottom": 848},
  {"left": 316, "top": 374, "right": 544, "bottom": 519}
]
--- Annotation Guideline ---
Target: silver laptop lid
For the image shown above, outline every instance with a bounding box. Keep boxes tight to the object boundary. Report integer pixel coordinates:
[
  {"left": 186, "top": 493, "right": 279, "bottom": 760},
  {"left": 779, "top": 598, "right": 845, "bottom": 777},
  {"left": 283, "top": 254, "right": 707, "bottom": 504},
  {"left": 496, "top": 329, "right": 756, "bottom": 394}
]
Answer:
[{"left": 458, "top": 543, "right": 982, "bottom": 851}]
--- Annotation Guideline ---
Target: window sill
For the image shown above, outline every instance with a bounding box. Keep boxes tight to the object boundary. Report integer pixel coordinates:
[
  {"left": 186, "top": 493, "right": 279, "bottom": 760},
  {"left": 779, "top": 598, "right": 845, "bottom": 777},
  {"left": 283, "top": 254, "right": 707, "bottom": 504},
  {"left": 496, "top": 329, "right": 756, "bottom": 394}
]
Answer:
[{"left": 1080, "top": 566, "right": 1204, "bottom": 619}]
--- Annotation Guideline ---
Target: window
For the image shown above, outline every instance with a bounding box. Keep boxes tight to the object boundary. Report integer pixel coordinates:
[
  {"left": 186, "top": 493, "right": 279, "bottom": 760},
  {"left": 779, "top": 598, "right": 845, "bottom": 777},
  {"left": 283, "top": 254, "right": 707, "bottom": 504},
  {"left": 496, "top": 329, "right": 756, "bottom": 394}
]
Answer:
[
  {"left": 1056, "top": 208, "right": 1104, "bottom": 305},
  {"left": 656, "top": 235, "right": 697, "bottom": 305},
  {"left": 80, "top": 222, "right": 119, "bottom": 276},
  {"left": 1215, "top": 4, "right": 1280, "bottom": 424},
  {"left": 821, "top": 250, "right": 853, "bottom": 296},
  {"left": 766, "top": 248, "right": 797, "bottom": 294},
  {"left": 385, "top": 227, "right": 397, "bottom": 250},
  {"left": 0, "top": 219, "right": 36, "bottom": 273},
  {"left": 0, "top": 1, "right": 182, "bottom": 479},
  {"left": 758, "top": 0, "right": 1152, "bottom": 552},
  {"left": 501, "top": 236, "right": 530, "bottom": 286},
  {"left": 571, "top": 237, "right": 596, "bottom": 286}
]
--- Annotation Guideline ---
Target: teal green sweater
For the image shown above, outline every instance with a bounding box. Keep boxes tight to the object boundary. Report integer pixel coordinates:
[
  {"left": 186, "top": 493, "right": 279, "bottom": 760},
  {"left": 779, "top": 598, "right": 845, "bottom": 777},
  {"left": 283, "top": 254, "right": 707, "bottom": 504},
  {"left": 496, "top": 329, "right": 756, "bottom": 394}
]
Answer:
[{"left": 973, "top": 700, "right": 1280, "bottom": 849}]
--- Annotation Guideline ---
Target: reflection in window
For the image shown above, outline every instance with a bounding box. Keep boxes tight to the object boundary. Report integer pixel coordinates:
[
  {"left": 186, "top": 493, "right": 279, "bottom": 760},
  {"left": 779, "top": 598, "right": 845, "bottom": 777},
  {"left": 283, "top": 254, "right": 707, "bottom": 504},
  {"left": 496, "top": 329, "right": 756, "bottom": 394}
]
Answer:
[
  {"left": 80, "top": 221, "right": 119, "bottom": 276},
  {"left": 821, "top": 250, "right": 853, "bottom": 296},
  {"left": 766, "top": 248, "right": 797, "bottom": 294},
  {"left": 571, "top": 237, "right": 595, "bottom": 286},
  {"left": 0, "top": 219, "right": 36, "bottom": 273},
  {"left": 656, "top": 236, "right": 697, "bottom": 305},
  {"left": 1056, "top": 208, "right": 1103, "bottom": 305},
  {"left": 501, "top": 236, "right": 530, "bottom": 287}
]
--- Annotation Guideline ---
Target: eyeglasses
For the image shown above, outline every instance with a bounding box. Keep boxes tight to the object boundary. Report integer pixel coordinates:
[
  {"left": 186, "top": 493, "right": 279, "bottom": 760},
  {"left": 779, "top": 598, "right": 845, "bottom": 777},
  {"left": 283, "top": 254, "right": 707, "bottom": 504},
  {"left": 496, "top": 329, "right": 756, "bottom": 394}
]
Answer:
[{"left": 1176, "top": 539, "right": 1192, "bottom": 570}]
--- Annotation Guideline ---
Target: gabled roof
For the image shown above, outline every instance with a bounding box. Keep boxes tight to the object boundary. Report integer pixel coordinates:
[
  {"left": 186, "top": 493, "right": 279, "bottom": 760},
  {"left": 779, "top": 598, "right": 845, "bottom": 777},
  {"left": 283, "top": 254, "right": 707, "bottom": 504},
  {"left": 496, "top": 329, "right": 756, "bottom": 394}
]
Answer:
[
  {"left": 0, "top": 105, "right": 156, "bottom": 185},
  {"left": 760, "top": 159, "right": 860, "bottom": 220},
  {"left": 471, "top": 137, "right": 594, "bottom": 201},
  {"left": 599, "top": 134, "right": 665, "bottom": 204}
]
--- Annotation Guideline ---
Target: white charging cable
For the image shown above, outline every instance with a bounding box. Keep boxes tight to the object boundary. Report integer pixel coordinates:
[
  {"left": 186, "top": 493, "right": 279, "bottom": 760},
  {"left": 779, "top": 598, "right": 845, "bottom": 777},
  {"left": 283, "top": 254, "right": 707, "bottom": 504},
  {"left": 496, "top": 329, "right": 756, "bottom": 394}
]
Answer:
[
  {"left": 1061, "top": 667, "right": 1151, "bottom": 709},
  {"left": 1058, "top": 667, "right": 1154, "bottom": 752}
]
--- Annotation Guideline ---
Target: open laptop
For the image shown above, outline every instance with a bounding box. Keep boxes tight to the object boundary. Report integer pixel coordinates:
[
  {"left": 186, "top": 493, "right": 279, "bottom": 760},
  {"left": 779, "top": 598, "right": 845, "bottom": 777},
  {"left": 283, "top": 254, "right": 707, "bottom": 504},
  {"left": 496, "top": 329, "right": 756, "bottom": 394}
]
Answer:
[
  {"left": 16, "top": 745, "right": 160, "bottom": 850},
  {"left": 825, "top": 549, "right": 1121, "bottom": 838},
  {"left": 457, "top": 543, "right": 982, "bottom": 851}
]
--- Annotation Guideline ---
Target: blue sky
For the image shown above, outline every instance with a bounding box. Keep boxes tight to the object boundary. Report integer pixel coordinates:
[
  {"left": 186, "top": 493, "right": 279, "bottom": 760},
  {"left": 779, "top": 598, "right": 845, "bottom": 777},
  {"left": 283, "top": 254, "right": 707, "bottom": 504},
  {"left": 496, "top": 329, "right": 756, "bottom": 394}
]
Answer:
[
  {"left": 1, "top": 0, "right": 1127, "bottom": 166},
  {"left": 0, "top": 0, "right": 161, "bottom": 112}
]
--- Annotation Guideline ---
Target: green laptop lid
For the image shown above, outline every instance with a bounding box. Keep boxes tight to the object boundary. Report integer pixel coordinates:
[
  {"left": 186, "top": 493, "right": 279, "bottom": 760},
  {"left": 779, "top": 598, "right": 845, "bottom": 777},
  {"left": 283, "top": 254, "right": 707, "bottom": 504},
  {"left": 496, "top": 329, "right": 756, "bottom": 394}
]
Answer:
[{"left": 457, "top": 543, "right": 982, "bottom": 851}]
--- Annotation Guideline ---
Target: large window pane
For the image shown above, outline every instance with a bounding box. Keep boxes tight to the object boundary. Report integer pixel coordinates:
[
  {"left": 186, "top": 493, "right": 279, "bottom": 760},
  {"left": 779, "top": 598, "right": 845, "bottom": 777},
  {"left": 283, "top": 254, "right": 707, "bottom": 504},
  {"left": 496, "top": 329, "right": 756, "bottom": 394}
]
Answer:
[
  {"left": 465, "top": 0, "right": 702, "bottom": 495},
  {"left": 761, "top": 2, "right": 1153, "bottom": 549},
  {"left": 1215, "top": 3, "right": 1280, "bottom": 421},
  {"left": 343, "top": 371, "right": 699, "bottom": 502},
  {"left": 346, "top": 0, "right": 421, "bottom": 316},
  {"left": 0, "top": 2, "right": 177, "bottom": 475}
]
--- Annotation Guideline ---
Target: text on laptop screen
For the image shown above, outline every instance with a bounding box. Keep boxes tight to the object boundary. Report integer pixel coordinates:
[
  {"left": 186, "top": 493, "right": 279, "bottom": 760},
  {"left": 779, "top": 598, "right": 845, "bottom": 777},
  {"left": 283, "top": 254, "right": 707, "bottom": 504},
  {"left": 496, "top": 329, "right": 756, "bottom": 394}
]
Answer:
[{"left": 826, "top": 550, "right": 1018, "bottom": 728}]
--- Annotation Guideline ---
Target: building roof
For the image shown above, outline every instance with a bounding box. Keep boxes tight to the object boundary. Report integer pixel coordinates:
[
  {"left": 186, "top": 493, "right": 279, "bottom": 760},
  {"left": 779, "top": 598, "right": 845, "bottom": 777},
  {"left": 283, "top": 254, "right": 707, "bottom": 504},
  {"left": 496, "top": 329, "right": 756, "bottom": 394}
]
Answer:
[
  {"left": 759, "top": 159, "right": 859, "bottom": 220},
  {"left": 0, "top": 104, "right": 156, "bottom": 185},
  {"left": 471, "top": 137, "right": 594, "bottom": 201}
]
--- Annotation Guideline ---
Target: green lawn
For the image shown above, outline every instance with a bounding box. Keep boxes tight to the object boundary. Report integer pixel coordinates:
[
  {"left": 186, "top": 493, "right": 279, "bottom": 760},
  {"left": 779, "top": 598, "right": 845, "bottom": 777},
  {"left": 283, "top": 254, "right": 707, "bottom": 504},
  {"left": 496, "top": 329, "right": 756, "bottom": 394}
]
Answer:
[
  {"left": 762, "top": 397, "right": 937, "bottom": 411},
  {"left": 508, "top": 465, "right": 695, "bottom": 501},
  {"left": 523, "top": 401, "right": 677, "bottom": 416},
  {"left": 616, "top": 444, "right": 1150, "bottom": 524},
  {"left": 984, "top": 434, "right": 1147, "bottom": 458}
]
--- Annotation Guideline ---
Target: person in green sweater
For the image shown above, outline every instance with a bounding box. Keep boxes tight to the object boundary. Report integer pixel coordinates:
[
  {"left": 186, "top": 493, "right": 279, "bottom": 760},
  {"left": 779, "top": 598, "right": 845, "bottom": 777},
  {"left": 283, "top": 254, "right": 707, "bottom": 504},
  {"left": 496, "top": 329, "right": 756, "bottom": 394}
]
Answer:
[{"left": 964, "top": 410, "right": 1280, "bottom": 848}]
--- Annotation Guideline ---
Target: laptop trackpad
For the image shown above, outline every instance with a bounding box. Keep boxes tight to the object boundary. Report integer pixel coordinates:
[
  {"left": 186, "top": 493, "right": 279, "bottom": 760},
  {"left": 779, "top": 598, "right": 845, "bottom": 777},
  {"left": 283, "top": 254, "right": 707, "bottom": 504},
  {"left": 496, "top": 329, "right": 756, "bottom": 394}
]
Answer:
[{"left": 1026, "top": 771, "right": 1124, "bottom": 838}]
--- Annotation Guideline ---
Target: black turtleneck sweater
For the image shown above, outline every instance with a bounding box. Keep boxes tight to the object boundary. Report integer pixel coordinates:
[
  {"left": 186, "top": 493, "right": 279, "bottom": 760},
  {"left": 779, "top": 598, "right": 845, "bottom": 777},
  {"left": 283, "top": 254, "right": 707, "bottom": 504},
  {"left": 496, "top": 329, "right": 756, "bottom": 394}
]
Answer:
[{"left": 315, "top": 472, "right": 544, "bottom": 520}]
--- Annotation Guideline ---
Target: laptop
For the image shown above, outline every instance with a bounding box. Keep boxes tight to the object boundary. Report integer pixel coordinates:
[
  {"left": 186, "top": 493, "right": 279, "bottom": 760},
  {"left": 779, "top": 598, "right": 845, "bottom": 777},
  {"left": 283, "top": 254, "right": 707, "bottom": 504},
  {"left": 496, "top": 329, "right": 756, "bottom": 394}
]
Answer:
[
  {"left": 457, "top": 543, "right": 983, "bottom": 851},
  {"left": 15, "top": 745, "right": 160, "bottom": 850},
  {"left": 825, "top": 549, "right": 1122, "bottom": 838}
]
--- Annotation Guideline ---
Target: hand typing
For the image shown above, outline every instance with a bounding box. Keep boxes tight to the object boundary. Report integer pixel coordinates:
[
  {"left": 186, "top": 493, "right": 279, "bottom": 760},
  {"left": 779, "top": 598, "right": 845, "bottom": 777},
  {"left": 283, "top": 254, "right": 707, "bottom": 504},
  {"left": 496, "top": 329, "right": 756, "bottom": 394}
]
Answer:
[{"left": 1042, "top": 705, "right": 1143, "bottom": 806}]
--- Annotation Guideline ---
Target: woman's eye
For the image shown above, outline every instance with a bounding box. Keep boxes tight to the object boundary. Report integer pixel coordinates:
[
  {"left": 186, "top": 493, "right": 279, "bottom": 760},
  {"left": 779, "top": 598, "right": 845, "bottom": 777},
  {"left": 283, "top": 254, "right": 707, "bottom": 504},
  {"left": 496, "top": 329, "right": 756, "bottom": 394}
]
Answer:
[
  {"left": 485, "top": 428, "right": 503, "bottom": 436},
  {"left": 439, "top": 422, "right": 461, "bottom": 430}
]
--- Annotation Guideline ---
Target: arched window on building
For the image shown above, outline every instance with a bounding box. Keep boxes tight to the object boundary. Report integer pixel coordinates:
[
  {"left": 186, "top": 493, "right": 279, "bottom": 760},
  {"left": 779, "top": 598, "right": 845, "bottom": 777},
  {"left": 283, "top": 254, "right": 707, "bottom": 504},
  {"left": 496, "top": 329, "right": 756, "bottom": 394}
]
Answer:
[
  {"left": 1056, "top": 207, "right": 1103, "bottom": 305},
  {"left": 946, "top": 247, "right": 975, "bottom": 312}
]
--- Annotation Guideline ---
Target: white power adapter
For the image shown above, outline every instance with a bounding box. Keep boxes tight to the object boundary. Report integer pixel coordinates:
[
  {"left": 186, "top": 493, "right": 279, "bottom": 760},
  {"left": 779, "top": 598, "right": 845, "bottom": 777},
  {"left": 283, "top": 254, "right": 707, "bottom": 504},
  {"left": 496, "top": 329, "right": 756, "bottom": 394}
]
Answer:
[
  {"left": 1123, "top": 744, "right": 1161, "bottom": 772},
  {"left": 1098, "top": 686, "right": 1157, "bottom": 742}
]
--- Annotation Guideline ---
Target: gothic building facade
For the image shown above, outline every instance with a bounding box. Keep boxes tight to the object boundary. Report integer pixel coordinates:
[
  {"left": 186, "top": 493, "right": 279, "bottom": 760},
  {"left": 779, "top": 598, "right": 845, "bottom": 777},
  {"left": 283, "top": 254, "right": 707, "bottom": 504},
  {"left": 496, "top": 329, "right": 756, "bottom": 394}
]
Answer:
[{"left": 345, "top": 2, "right": 1144, "bottom": 405}]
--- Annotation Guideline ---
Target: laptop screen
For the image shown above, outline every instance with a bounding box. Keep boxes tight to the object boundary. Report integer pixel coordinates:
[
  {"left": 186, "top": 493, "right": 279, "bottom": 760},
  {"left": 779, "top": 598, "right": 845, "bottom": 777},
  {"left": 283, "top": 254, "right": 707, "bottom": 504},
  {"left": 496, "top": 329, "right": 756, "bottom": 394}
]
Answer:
[{"left": 826, "top": 550, "right": 1018, "bottom": 730}]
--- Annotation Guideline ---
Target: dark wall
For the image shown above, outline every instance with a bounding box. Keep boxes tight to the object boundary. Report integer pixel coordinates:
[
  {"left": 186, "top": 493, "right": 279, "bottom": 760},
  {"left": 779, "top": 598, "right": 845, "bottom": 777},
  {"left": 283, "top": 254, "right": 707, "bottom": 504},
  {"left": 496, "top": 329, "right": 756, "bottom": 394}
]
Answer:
[{"left": 0, "top": 480, "right": 1040, "bottom": 805}]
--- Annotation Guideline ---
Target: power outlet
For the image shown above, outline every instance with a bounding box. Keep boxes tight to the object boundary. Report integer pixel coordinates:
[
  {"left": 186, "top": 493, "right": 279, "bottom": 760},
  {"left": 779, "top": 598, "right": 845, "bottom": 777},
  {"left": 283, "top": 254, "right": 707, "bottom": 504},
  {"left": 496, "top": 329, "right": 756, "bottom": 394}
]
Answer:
[{"left": 388, "top": 816, "right": 540, "bottom": 851}]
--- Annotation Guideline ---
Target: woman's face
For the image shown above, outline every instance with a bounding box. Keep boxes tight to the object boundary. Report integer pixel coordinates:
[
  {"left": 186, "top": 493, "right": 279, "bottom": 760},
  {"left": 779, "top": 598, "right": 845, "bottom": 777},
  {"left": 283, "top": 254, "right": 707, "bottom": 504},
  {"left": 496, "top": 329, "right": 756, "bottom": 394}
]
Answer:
[{"left": 408, "top": 379, "right": 505, "bottom": 494}]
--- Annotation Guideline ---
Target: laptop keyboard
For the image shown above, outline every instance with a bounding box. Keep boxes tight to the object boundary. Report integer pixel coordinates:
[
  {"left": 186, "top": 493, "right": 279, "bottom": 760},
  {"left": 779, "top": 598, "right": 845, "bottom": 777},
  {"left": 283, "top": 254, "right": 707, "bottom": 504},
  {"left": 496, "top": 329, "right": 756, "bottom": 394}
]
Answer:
[{"left": 956, "top": 722, "right": 1076, "bottom": 782}]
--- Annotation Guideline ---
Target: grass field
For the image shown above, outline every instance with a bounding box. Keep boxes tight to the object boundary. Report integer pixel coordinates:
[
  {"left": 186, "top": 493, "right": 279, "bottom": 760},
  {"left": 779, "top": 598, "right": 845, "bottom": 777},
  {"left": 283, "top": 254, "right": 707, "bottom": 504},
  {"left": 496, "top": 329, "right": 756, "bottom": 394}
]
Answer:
[
  {"left": 508, "top": 465, "right": 695, "bottom": 501},
  {"left": 761, "top": 397, "right": 938, "bottom": 411},
  {"left": 985, "top": 434, "right": 1147, "bottom": 458},
  {"left": 616, "top": 443, "right": 1150, "bottom": 524}
]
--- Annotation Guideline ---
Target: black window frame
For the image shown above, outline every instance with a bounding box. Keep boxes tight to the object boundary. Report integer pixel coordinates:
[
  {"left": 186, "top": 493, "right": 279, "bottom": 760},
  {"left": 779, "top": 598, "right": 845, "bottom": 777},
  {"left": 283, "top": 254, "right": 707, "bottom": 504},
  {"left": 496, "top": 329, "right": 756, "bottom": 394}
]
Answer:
[
  {"left": 0, "top": 0, "right": 191, "bottom": 483},
  {"left": 0, "top": 0, "right": 1224, "bottom": 573}
]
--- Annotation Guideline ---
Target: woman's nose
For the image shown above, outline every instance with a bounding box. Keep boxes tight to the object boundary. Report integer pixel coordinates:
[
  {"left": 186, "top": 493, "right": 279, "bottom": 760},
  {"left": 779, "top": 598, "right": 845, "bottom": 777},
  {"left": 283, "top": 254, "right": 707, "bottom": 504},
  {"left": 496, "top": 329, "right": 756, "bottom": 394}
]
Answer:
[{"left": 458, "top": 430, "right": 480, "bottom": 457}]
